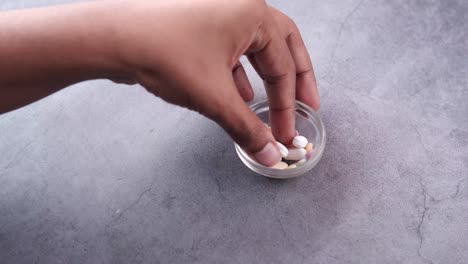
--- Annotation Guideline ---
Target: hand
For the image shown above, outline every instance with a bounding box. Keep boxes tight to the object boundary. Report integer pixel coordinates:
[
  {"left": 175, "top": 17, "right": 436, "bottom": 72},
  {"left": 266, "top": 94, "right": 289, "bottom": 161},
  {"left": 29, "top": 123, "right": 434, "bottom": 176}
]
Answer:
[
  {"left": 114, "top": 0, "right": 319, "bottom": 166},
  {"left": 0, "top": 0, "right": 319, "bottom": 167}
]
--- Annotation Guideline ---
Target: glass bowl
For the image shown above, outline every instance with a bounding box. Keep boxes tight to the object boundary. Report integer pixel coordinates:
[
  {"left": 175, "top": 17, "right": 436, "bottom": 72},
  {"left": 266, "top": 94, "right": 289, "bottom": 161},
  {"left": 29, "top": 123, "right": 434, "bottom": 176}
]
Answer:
[{"left": 234, "top": 99, "right": 326, "bottom": 179}]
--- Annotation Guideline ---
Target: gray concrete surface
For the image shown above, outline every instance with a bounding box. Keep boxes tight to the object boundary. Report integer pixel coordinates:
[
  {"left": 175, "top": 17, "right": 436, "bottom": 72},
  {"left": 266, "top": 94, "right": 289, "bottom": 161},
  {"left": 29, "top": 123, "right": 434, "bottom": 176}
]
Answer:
[{"left": 1, "top": 0, "right": 467, "bottom": 263}]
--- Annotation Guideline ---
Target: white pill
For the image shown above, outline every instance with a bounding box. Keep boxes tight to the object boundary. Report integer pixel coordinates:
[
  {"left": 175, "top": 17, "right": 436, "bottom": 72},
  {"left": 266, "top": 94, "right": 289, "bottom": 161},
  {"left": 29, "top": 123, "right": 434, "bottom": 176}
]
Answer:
[
  {"left": 292, "top": 136, "right": 308, "bottom": 148},
  {"left": 272, "top": 161, "right": 288, "bottom": 170},
  {"left": 296, "top": 159, "right": 307, "bottom": 167},
  {"left": 285, "top": 148, "right": 306, "bottom": 160},
  {"left": 276, "top": 141, "right": 289, "bottom": 158}
]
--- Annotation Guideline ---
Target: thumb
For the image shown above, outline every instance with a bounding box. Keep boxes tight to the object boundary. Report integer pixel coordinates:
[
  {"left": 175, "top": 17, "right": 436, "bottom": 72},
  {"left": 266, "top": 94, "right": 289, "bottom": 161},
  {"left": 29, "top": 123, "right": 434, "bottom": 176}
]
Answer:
[{"left": 206, "top": 82, "right": 281, "bottom": 167}]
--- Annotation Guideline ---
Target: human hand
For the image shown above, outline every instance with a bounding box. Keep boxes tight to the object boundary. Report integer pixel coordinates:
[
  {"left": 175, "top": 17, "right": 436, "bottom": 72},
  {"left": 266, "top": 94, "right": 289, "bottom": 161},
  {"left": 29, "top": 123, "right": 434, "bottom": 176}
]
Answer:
[
  {"left": 112, "top": 0, "right": 319, "bottom": 166},
  {"left": 0, "top": 0, "right": 319, "bottom": 166}
]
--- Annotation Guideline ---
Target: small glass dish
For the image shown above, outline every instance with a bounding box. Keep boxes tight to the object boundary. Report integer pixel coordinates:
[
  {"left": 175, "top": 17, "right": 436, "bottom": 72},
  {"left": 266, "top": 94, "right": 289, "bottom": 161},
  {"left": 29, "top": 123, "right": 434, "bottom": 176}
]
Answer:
[{"left": 234, "top": 99, "right": 326, "bottom": 179}]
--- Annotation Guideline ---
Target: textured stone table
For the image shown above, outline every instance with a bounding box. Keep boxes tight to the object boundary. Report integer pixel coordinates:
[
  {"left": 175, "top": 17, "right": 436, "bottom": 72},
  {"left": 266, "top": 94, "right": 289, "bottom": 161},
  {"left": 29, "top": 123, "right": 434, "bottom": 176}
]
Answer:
[{"left": 1, "top": 0, "right": 467, "bottom": 263}]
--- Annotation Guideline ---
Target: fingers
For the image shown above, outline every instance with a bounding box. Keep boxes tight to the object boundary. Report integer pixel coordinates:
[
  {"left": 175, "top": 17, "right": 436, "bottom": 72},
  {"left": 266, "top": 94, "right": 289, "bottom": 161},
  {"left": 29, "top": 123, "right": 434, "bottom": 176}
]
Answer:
[
  {"left": 233, "top": 62, "right": 254, "bottom": 102},
  {"left": 286, "top": 30, "right": 320, "bottom": 110},
  {"left": 270, "top": 7, "right": 320, "bottom": 110},
  {"left": 248, "top": 19, "right": 297, "bottom": 144},
  {"left": 206, "top": 75, "right": 281, "bottom": 167}
]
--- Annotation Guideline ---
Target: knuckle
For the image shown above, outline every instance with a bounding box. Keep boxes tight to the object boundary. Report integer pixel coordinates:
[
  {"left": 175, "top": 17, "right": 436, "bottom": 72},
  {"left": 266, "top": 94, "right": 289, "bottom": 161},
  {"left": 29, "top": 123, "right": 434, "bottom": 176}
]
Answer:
[
  {"left": 283, "top": 16, "right": 300, "bottom": 37},
  {"left": 286, "top": 16, "right": 298, "bottom": 29},
  {"left": 264, "top": 72, "right": 292, "bottom": 85}
]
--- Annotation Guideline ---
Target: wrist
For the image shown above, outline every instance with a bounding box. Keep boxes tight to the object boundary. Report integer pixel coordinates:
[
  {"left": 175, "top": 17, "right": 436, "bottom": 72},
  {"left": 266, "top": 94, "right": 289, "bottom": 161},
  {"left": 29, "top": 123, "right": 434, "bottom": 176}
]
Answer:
[{"left": 71, "top": 1, "right": 133, "bottom": 81}]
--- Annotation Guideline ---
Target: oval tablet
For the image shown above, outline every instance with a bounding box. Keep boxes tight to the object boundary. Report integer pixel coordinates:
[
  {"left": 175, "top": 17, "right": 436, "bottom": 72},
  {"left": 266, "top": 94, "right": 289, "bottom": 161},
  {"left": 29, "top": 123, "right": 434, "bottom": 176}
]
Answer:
[
  {"left": 272, "top": 161, "right": 288, "bottom": 170},
  {"left": 296, "top": 159, "right": 307, "bottom": 167},
  {"left": 285, "top": 148, "right": 306, "bottom": 160},
  {"left": 305, "top": 143, "right": 314, "bottom": 153},
  {"left": 293, "top": 136, "right": 308, "bottom": 148}
]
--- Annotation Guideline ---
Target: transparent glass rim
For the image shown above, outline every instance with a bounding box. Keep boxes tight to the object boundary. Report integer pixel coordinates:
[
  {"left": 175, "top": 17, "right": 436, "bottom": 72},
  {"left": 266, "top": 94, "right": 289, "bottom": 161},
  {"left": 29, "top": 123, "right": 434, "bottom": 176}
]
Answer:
[{"left": 234, "top": 99, "right": 326, "bottom": 179}]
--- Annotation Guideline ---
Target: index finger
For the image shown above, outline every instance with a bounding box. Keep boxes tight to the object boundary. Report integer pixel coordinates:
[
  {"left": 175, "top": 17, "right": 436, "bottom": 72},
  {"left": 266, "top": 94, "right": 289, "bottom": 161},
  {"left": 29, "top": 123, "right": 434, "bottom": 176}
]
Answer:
[{"left": 248, "top": 22, "right": 296, "bottom": 144}]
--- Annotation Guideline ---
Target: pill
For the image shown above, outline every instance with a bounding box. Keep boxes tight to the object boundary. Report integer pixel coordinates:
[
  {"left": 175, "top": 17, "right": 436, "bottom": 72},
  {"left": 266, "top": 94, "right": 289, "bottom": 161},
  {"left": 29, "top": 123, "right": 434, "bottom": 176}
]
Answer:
[
  {"left": 285, "top": 148, "right": 306, "bottom": 160},
  {"left": 272, "top": 161, "right": 288, "bottom": 170},
  {"left": 296, "top": 159, "right": 307, "bottom": 167},
  {"left": 293, "top": 136, "right": 308, "bottom": 148},
  {"left": 306, "top": 150, "right": 315, "bottom": 160},
  {"left": 305, "top": 143, "right": 314, "bottom": 153},
  {"left": 276, "top": 141, "right": 289, "bottom": 158},
  {"left": 287, "top": 164, "right": 297, "bottom": 169}
]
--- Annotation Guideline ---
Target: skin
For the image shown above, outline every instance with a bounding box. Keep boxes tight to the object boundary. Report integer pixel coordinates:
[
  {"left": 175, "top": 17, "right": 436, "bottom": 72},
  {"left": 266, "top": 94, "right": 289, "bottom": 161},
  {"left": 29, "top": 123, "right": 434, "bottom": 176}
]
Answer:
[{"left": 0, "top": 0, "right": 319, "bottom": 167}]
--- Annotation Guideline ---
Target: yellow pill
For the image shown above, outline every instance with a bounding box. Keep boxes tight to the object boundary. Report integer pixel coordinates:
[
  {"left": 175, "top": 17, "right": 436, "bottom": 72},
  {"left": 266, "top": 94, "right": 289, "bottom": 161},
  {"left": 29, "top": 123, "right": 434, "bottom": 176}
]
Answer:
[
  {"left": 305, "top": 143, "right": 314, "bottom": 153},
  {"left": 287, "top": 164, "right": 297, "bottom": 169}
]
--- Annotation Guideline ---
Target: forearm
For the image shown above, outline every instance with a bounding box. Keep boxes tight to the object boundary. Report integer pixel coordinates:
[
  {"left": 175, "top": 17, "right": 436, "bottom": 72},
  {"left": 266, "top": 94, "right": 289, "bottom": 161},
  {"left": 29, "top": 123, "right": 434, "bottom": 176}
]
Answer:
[{"left": 0, "top": 2, "right": 124, "bottom": 113}]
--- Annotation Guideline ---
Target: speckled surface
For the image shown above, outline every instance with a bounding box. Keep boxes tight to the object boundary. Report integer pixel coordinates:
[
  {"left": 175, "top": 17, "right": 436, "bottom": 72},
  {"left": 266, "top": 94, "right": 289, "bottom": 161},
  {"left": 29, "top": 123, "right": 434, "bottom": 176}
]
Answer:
[{"left": 1, "top": 0, "right": 467, "bottom": 263}]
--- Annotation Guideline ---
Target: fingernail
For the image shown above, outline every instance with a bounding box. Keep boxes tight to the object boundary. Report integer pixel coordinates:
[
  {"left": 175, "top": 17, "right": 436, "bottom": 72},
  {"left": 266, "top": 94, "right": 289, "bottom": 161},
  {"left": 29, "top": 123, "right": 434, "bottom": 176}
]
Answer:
[{"left": 254, "top": 142, "right": 281, "bottom": 167}]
